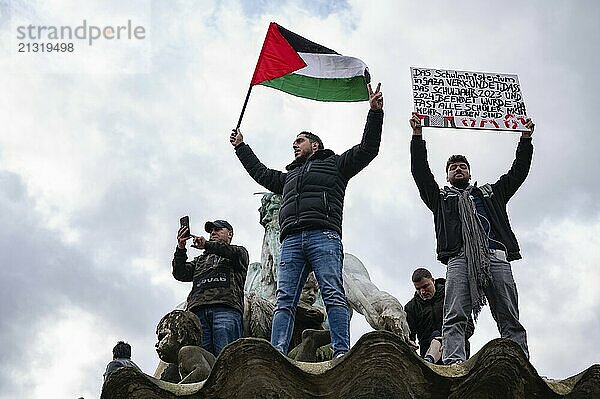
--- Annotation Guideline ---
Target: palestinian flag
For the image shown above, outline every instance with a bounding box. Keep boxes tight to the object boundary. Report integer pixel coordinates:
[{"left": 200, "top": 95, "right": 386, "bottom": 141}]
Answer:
[{"left": 250, "top": 22, "right": 370, "bottom": 102}]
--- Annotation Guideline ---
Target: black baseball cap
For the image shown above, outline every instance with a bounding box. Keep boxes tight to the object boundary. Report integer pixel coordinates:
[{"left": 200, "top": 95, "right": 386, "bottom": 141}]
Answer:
[{"left": 204, "top": 220, "right": 233, "bottom": 233}]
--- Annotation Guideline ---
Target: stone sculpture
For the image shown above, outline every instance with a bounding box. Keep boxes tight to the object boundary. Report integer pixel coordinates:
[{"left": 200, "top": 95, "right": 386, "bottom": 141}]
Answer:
[
  {"left": 154, "top": 310, "right": 216, "bottom": 384},
  {"left": 102, "top": 332, "right": 600, "bottom": 399},
  {"left": 245, "top": 193, "right": 410, "bottom": 341}
]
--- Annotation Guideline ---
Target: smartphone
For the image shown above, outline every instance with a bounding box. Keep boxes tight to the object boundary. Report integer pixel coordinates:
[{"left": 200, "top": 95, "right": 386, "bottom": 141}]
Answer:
[{"left": 179, "top": 216, "right": 191, "bottom": 238}]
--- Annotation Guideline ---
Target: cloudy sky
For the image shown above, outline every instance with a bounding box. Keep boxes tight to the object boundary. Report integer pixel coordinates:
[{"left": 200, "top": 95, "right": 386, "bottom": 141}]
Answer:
[{"left": 1, "top": 0, "right": 599, "bottom": 397}]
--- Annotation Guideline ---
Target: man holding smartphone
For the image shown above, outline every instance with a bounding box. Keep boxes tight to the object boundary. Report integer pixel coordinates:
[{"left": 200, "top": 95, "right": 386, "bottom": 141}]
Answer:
[
  {"left": 230, "top": 83, "right": 384, "bottom": 360},
  {"left": 172, "top": 219, "right": 249, "bottom": 357}
]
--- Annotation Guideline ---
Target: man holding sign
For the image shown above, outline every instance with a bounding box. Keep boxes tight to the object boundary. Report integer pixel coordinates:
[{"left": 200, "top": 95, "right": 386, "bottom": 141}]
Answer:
[
  {"left": 409, "top": 112, "right": 534, "bottom": 364},
  {"left": 230, "top": 83, "right": 384, "bottom": 360}
]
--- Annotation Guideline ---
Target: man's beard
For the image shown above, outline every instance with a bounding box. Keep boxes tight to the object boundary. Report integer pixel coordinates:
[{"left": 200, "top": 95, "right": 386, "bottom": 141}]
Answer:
[
  {"left": 295, "top": 150, "right": 313, "bottom": 162},
  {"left": 451, "top": 179, "right": 470, "bottom": 189},
  {"left": 295, "top": 153, "right": 308, "bottom": 162}
]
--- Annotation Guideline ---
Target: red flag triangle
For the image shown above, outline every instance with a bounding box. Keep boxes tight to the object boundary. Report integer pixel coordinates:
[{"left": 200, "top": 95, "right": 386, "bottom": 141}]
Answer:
[{"left": 251, "top": 23, "right": 306, "bottom": 86}]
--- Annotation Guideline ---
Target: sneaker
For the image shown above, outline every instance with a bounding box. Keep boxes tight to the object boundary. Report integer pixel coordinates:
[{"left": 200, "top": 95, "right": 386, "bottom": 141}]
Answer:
[
  {"left": 424, "top": 355, "right": 435, "bottom": 363},
  {"left": 331, "top": 352, "right": 346, "bottom": 366}
]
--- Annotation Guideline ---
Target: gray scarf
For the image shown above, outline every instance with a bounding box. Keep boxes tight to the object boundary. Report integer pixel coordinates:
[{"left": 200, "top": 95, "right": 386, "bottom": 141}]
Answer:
[{"left": 447, "top": 185, "right": 492, "bottom": 321}]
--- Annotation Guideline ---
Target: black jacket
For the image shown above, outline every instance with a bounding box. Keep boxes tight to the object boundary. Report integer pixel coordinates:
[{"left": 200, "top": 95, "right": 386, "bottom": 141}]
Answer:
[
  {"left": 405, "top": 278, "right": 474, "bottom": 358},
  {"left": 103, "top": 358, "right": 141, "bottom": 381},
  {"left": 172, "top": 241, "right": 249, "bottom": 314},
  {"left": 410, "top": 136, "right": 533, "bottom": 264},
  {"left": 236, "top": 109, "right": 383, "bottom": 241}
]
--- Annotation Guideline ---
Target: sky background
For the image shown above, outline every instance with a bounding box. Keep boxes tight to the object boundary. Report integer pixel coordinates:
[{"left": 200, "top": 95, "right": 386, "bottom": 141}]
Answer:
[{"left": 1, "top": 0, "right": 599, "bottom": 397}]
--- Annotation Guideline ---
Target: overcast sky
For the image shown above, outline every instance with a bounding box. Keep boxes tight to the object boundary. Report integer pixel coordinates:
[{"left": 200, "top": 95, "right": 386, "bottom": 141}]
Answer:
[{"left": 1, "top": 0, "right": 599, "bottom": 397}]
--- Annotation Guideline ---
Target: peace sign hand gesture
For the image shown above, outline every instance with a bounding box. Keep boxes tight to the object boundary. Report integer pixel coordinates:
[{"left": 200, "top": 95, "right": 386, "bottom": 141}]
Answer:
[{"left": 368, "top": 83, "right": 383, "bottom": 110}]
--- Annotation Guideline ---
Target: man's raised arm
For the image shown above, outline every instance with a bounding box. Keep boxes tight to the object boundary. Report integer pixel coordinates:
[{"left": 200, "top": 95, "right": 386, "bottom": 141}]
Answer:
[
  {"left": 410, "top": 112, "right": 440, "bottom": 211},
  {"left": 338, "top": 83, "right": 384, "bottom": 179},
  {"left": 172, "top": 226, "right": 195, "bottom": 282},
  {"left": 492, "top": 118, "right": 535, "bottom": 202},
  {"left": 230, "top": 129, "right": 286, "bottom": 195}
]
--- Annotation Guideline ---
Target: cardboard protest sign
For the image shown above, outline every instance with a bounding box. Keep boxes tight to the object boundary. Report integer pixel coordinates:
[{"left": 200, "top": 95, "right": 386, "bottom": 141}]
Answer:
[{"left": 411, "top": 67, "right": 530, "bottom": 131}]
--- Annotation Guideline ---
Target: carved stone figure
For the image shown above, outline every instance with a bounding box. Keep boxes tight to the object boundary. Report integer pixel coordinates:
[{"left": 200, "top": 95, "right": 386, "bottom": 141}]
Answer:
[
  {"left": 103, "top": 333, "right": 600, "bottom": 399},
  {"left": 343, "top": 253, "right": 409, "bottom": 338},
  {"left": 244, "top": 272, "right": 331, "bottom": 361},
  {"left": 244, "top": 192, "right": 281, "bottom": 302},
  {"left": 154, "top": 310, "right": 216, "bottom": 383},
  {"left": 245, "top": 193, "right": 410, "bottom": 342},
  {"left": 243, "top": 291, "right": 274, "bottom": 340}
]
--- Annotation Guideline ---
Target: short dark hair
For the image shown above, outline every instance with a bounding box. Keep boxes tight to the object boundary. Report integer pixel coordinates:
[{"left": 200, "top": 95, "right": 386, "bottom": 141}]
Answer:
[
  {"left": 446, "top": 155, "right": 470, "bottom": 172},
  {"left": 113, "top": 341, "right": 131, "bottom": 359},
  {"left": 299, "top": 131, "right": 324, "bottom": 150},
  {"left": 411, "top": 268, "right": 433, "bottom": 283}
]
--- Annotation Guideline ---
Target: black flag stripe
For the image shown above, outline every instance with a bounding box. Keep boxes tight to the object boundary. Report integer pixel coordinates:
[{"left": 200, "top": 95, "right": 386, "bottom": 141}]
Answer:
[{"left": 276, "top": 23, "right": 338, "bottom": 55}]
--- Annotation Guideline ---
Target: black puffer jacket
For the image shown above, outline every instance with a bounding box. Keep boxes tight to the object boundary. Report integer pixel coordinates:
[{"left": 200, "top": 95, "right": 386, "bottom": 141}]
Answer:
[
  {"left": 236, "top": 109, "right": 383, "bottom": 241},
  {"left": 172, "top": 241, "right": 249, "bottom": 314},
  {"left": 405, "top": 278, "right": 474, "bottom": 358},
  {"left": 410, "top": 136, "right": 533, "bottom": 263}
]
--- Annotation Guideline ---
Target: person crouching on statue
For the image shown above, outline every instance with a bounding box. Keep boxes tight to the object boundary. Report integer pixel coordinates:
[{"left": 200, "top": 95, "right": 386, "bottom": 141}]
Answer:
[
  {"left": 405, "top": 268, "right": 474, "bottom": 364},
  {"left": 172, "top": 219, "right": 249, "bottom": 357},
  {"left": 230, "top": 83, "right": 384, "bottom": 360}
]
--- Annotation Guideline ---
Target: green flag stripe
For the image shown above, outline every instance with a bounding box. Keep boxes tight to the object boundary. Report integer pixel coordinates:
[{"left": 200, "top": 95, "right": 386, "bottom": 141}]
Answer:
[{"left": 260, "top": 73, "right": 368, "bottom": 102}]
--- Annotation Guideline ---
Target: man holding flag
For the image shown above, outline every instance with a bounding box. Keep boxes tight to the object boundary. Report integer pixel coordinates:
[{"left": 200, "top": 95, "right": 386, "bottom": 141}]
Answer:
[{"left": 230, "top": 82, "right": 383, "bottom": 360}]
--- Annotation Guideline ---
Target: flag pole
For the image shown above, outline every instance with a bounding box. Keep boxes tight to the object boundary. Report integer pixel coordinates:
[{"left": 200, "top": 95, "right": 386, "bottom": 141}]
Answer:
[{"left": 235, "top": 84, "right": 253, "bottom": 130}]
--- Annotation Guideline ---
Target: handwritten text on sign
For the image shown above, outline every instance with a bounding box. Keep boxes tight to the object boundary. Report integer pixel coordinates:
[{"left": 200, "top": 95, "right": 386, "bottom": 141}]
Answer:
[{"left": 411, "top": 67, "right": 530, "bottom": 131}]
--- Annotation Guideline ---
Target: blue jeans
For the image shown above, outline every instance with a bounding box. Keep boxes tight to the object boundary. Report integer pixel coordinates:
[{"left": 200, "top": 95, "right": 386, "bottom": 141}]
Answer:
[
  {"left": 271, "top": 229, "right": 350, "bottom": 358},
  {"left": 192, "top": 305, "right": 243, "bottom": 357},
  {"left": 442, "top": 250, "right": 529, "bottom": 364}
]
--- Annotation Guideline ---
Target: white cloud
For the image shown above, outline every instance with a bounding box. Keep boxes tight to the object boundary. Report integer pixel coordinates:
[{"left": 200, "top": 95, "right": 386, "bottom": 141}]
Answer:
[
  {"left": 518, "top": 217, "right": 600, "bottom": 378},
  {"left": 5, "top": 306, "right": 109, "bottom": 399}
]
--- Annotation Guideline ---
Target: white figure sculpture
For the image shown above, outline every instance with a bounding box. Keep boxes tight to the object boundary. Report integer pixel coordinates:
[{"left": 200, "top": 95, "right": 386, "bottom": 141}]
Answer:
[{"left": 245, "top": 193, "right": 409, "bottom": 341}]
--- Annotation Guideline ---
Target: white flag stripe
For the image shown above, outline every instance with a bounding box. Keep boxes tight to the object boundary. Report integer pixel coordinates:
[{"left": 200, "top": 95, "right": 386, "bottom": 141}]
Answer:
[{"left": 295, "top": 52, "right": 367, "bottom": 79}]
